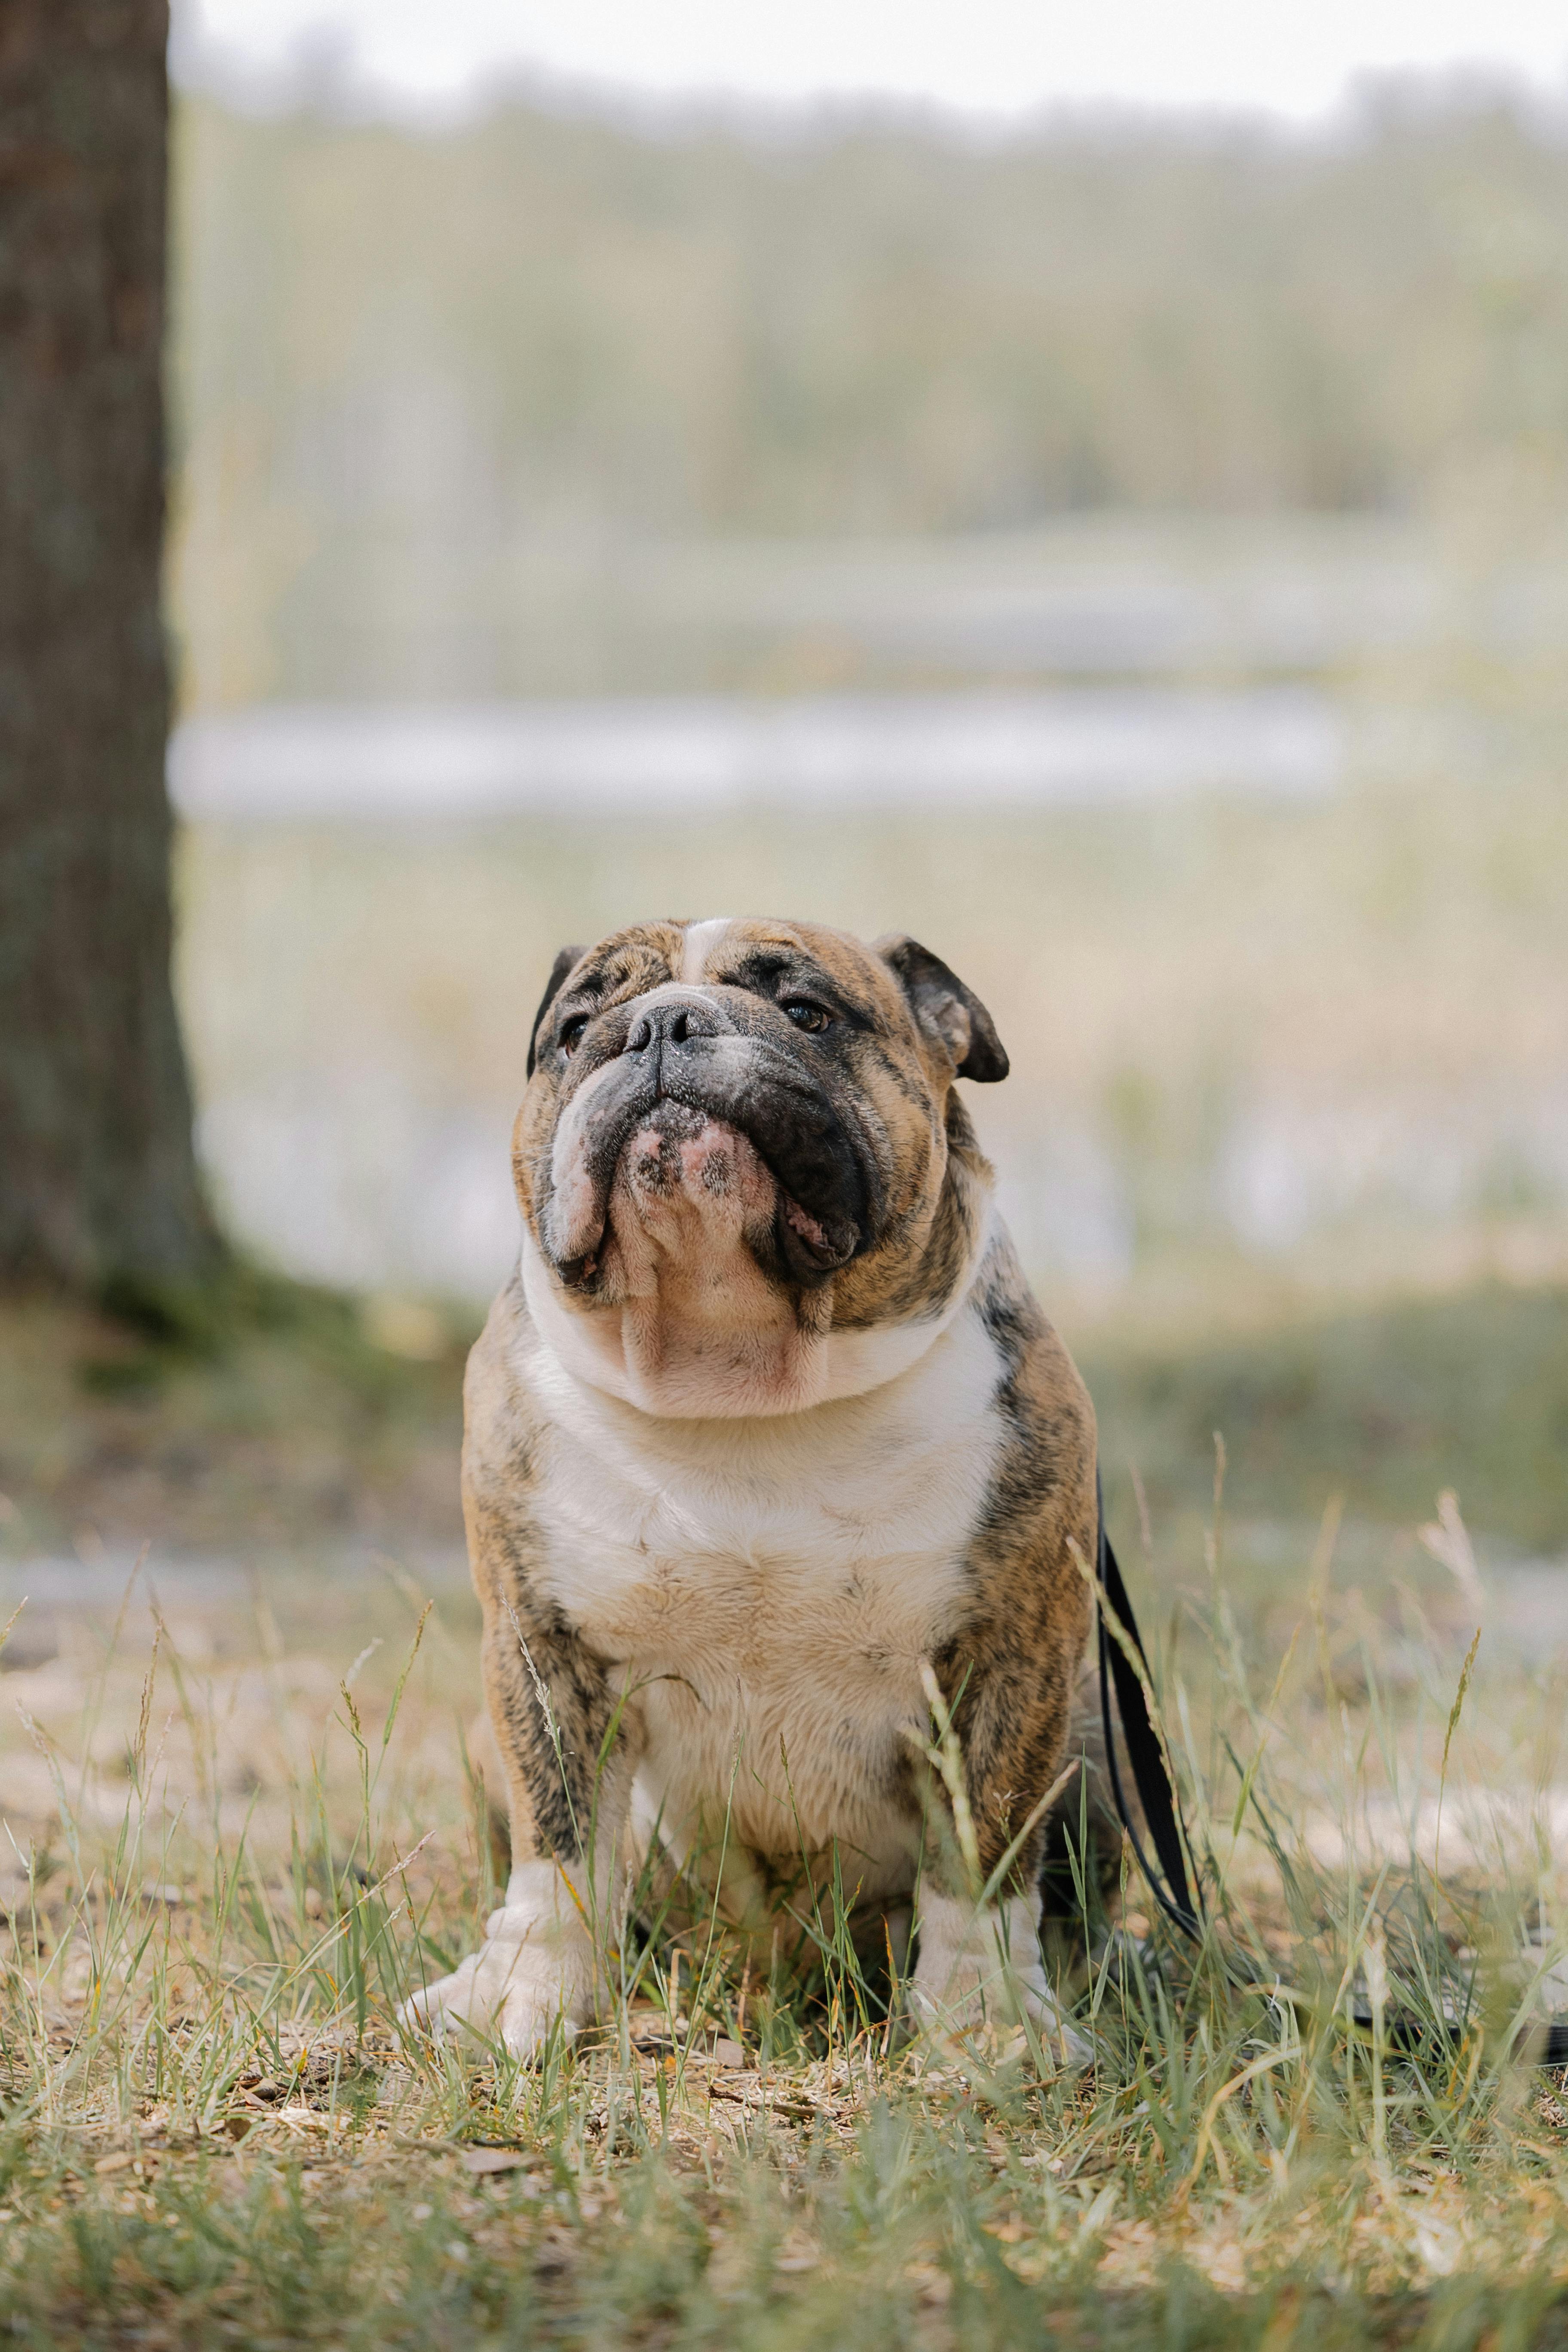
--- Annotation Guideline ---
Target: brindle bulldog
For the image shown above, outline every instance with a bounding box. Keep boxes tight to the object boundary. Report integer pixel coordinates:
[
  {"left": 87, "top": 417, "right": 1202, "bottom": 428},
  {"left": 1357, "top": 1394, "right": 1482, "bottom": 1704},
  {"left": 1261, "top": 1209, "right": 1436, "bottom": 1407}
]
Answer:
[{"left": 402, "top": 916, "right": 1100, "bottom": 2062}]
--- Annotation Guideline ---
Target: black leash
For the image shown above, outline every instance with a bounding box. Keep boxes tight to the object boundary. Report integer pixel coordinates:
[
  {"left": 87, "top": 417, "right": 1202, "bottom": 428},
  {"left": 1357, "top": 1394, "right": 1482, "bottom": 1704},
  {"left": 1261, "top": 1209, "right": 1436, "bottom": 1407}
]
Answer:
[
  {"left": 1092, "top": 1471, "right": 1568, "bottom": 2067},
  {"left": 1095, "top": 1468, "right": 1204, "bottom": 1944}
]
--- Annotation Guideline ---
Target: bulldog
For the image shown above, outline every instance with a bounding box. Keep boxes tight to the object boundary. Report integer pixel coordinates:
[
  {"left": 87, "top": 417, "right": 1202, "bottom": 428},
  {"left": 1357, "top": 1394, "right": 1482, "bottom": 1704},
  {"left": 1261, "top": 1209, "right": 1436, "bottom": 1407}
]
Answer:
[{"left": 403, "top": 916, "right": 1100, "bottom": 2062}]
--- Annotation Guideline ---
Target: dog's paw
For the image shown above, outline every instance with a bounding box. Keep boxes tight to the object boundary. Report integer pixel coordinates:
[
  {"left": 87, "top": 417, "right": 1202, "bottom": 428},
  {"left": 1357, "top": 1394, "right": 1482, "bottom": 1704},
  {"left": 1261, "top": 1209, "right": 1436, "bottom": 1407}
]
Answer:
[
  {"left": 907, "top": 1960, "right": 1094, "bottom": 2070},
  {"left": 911, "top": 1891, "right": 1093, "bottom": 2070},
  {"left": 398, "top": 1874, "right": 596, "bottom": 2058}
]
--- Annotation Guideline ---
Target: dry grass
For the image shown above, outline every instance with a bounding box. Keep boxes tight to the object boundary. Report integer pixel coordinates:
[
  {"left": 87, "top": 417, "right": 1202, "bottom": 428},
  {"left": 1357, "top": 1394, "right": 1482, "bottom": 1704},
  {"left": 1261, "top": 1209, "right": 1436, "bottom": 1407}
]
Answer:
[{"left": 1, "top": 1452, "right": 1566, "bottom": 2349}]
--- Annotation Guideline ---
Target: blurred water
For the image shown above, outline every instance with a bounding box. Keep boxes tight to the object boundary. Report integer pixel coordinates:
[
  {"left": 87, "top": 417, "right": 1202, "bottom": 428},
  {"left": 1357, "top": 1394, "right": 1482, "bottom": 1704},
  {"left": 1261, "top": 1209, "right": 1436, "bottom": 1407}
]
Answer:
[{"left": 170, "top": 686, "right": 1342, "bottom": 821}]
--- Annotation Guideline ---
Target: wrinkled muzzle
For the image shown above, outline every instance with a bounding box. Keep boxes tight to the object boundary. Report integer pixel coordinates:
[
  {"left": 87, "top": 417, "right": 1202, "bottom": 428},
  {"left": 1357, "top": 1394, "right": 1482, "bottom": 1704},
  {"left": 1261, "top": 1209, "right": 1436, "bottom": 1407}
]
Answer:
[{"left": 538, "top": 990, "right": 878, "bottom": 1291}]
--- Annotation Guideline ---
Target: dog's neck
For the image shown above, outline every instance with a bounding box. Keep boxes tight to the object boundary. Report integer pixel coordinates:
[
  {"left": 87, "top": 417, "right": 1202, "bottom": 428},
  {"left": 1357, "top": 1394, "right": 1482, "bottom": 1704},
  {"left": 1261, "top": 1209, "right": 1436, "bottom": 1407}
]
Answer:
[{"left": 518, "top": 1200, "right": 990, "bottom": 1420}]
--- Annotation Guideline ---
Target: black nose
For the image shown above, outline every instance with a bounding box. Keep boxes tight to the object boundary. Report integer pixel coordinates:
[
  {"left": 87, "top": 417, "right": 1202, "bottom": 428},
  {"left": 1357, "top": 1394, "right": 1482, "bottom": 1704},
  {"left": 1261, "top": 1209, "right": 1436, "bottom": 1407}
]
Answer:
[{"left": 625, "top": 995, "right": 727, "bottom": 1057}]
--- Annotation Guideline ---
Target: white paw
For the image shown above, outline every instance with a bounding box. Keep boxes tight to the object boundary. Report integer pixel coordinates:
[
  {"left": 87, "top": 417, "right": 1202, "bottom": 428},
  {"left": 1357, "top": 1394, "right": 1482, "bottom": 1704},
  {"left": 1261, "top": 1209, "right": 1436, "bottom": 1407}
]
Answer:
[
  {"left": 912, "top": 1890, "right": 1093, "bottom": 2070},
  {"left": 398, "top": 1866, "right": 597, "bottom": 2058}
]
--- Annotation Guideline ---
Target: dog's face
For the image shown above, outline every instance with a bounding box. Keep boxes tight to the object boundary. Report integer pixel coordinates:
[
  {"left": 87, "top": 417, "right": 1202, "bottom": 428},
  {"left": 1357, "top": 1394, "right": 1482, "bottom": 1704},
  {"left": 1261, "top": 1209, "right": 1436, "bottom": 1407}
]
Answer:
[{"left": 510, "top": 917, "right": 1008, "bottom": 1417}]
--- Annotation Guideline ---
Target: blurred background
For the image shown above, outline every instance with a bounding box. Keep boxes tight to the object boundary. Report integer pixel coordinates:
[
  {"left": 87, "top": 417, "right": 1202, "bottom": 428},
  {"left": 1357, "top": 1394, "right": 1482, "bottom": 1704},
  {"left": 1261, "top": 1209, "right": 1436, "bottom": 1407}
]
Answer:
[
  {"left": 6, "top": 0, "right": 1568, "bottom": 1631},
  {"left": 165, "top": 8, "right": 1568, "bottom": 1332}
]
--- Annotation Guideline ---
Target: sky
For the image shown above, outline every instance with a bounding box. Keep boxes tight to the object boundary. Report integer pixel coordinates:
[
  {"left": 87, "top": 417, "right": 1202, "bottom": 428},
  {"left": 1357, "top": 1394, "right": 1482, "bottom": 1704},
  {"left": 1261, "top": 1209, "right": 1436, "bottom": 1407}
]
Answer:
[{"left": 176, "top": 0, "right": 1568, "bottom": 125}]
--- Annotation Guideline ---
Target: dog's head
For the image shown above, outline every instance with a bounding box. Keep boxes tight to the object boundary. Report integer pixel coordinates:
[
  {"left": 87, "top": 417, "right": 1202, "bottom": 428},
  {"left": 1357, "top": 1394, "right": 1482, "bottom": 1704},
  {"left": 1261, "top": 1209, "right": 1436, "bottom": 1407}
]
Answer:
[{"left": 511, "top": 917, "right": 1007, "bottom": 1415}]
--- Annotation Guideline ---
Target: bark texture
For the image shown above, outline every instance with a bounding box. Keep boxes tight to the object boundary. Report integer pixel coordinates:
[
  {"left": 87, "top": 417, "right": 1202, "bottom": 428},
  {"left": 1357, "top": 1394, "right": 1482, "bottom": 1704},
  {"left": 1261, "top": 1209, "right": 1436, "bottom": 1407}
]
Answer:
[{"left": 0, "top": 0, "right": 212, "bottom": 1289}]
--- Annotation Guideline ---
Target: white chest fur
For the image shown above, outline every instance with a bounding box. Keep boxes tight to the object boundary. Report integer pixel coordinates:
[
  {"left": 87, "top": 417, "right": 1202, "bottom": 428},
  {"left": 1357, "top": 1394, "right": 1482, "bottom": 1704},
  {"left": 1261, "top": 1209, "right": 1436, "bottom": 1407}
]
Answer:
[{"left": 513, "top": 1298, "right": 1004, "bottom": 1883}]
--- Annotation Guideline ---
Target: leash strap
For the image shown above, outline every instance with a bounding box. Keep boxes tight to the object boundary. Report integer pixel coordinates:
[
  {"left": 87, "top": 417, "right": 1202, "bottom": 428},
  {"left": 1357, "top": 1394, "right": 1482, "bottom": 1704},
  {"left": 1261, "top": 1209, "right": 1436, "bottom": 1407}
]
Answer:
[{"left": 1095, "top": 1470, "right": 1204, "bottom": 1943}]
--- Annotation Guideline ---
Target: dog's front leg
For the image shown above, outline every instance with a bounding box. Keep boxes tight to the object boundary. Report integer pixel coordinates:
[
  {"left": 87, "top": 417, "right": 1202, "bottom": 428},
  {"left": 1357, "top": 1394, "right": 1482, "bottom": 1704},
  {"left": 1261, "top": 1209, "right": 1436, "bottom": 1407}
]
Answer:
[
  {"left": 908, "top": 1306, "right": 1101, "bottom": 2065},
  {"left": 401, "top": 1573, "right": 641, "bottom": 2058},
  {"left": 913, "top": 1879, "right": 1091, "bottom": 2067},
  {"left": 911, "top": 1611, "right": 1096, "bottom": 2065}
]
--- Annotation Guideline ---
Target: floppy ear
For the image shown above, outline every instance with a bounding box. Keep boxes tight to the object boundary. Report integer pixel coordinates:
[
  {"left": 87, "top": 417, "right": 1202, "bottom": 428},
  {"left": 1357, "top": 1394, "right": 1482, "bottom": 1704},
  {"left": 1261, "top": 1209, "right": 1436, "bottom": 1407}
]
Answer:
[
  {"left": 525, "top": 945, "right": 585, "bottom": 1079},
  {"left": 876, "top": 935, "right": 1009, "bottom": 1084}
]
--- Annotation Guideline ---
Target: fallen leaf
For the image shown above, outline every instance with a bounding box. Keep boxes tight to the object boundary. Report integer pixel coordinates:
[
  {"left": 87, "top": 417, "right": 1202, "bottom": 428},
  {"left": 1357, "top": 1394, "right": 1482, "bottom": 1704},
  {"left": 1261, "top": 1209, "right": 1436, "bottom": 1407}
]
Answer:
[{"left": 907, "top": 2262, "right": 952, "bottom": 2307}]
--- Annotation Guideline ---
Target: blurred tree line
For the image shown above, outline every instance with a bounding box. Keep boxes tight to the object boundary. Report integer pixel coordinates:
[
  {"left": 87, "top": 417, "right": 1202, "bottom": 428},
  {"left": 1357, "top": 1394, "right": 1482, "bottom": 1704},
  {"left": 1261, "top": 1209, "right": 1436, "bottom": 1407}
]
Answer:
[{"left": 170, "top": 79, "right": 1568, "bottom": 705}]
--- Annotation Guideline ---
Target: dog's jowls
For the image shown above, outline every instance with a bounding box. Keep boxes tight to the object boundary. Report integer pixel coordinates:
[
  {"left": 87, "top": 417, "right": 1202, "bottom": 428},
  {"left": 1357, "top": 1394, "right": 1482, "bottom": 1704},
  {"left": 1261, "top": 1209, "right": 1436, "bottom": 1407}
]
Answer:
[{"left": 401, "top": 917, "right": 1099, "bottom": 2062}]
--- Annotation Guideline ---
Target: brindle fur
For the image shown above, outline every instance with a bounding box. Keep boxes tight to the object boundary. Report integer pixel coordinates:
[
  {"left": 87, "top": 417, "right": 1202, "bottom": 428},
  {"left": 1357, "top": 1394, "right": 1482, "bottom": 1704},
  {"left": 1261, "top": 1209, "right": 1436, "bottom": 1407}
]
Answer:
[
  {"left": 462, "top": 1288, "right": 646, "bottom": 1865},
  {"left": 934, "top": 1227, "right": 1096, "bottom": 1889},
  {"left": 515, "top": 918, "right": 998, "bottom": 1328},
  {"left": 477, "top": 921, "right": 1096, "bottom": 1902}
]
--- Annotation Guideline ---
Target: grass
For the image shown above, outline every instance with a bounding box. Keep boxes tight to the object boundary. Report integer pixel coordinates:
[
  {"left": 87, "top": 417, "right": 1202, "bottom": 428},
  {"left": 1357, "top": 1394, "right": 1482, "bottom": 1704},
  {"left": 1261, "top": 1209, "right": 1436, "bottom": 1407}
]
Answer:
[
  {"left": 1084, "top": 1277, "right": 1568, "bottom": 1556},
  {"left": 176, "top": 758, "right": 1568, "bottom": 1317},
  {"left": 0, "top": 1276, "right": 468, "bottom": 1567},
  {"left": 0, "top": 1331, "right": 1566, "bottom": 2343},
  {"left": 0, "top": 1280, "right": 1565, "bottom": 2345}
]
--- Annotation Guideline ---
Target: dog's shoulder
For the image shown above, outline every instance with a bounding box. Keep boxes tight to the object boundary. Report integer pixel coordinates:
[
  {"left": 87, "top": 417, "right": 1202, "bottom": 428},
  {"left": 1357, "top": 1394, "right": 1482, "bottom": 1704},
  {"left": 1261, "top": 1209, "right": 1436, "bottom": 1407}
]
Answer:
[
  {"left": 972, "top": 1227, "right": 1096, "bottom": 1470},
  {"left": 461, "top": 1272, "right": 553, "bottom": 1521},
  {"left": 965, "top": 1223, "right": 1098, "bottom": 1586}
]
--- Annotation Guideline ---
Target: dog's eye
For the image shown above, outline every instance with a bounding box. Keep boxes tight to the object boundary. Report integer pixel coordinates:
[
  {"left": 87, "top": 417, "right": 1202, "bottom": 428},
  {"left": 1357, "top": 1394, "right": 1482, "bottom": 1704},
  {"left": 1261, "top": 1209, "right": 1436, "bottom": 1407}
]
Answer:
[
  {"left": 781, "top": 999, "right": 829, "bottom": 1034},
  {"left": 558, "top": 1013, "right": 590, "bottom": 1057}
]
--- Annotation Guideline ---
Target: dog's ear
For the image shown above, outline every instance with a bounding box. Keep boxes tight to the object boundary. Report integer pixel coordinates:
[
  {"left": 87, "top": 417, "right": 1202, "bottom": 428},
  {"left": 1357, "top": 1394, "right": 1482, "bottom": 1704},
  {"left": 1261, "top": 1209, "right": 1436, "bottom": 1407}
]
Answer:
[
  {"left": 526, "top": 945, "right": 585, "bottom": 1079},
  {"left": 875, "top": 935, "right": 1009, "bottom": 1084}
]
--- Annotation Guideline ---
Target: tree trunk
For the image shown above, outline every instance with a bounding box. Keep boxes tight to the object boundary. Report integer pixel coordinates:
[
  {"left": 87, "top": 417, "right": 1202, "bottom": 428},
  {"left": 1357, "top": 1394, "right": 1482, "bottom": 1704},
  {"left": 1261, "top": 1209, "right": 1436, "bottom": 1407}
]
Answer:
[{"left": 0, "top": 0, "right": 213, "bottom": 1292}]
